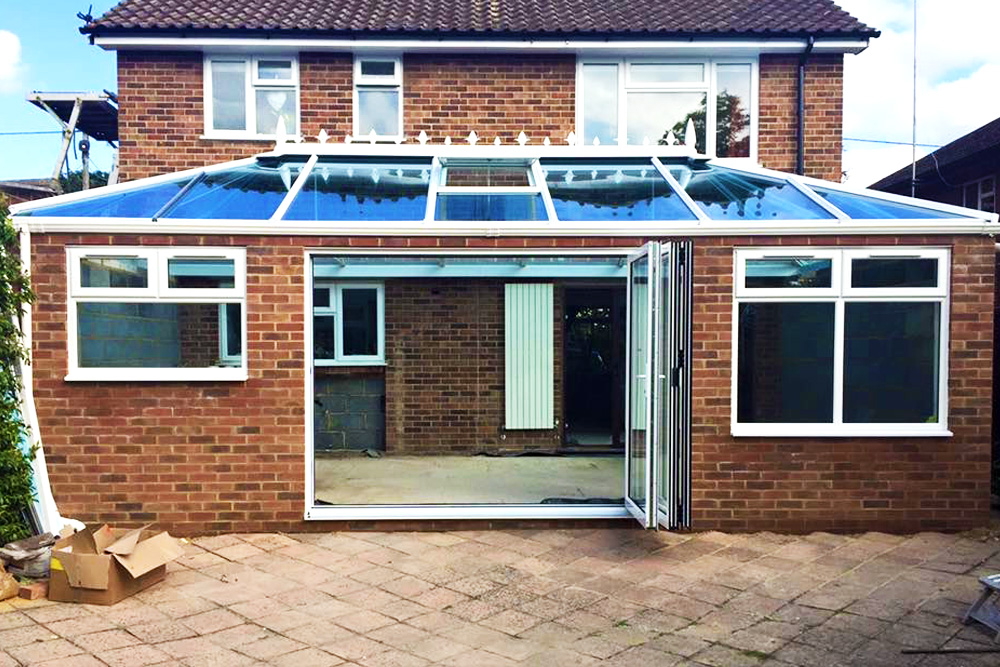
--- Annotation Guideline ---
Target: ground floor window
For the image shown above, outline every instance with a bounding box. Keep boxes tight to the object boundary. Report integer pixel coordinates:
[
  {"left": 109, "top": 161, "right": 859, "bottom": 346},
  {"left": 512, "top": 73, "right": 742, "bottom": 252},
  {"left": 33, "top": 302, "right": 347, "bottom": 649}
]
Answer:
[
  {"left": 733, "top": 248, "right": 949, "bottom": 436},
  {"left": 313, "top": 282, "right": 385, "bottom": 365},
  {"left": 66, "top": 247, "right": 247, "bottom": 381}
]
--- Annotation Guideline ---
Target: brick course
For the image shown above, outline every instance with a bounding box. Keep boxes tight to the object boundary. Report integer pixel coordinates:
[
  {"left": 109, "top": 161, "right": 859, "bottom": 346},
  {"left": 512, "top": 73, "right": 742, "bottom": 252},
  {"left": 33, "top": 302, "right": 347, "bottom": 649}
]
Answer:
[{"left": 30, "top": 234, "right": 993, "bottom": 535}]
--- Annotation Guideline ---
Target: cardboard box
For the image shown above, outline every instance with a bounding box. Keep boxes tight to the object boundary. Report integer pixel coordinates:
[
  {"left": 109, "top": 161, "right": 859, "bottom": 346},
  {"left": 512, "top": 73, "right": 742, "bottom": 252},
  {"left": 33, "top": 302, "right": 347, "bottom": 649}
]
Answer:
[{"left": 48, "top": 525, "right": 184, "bottom": 605}]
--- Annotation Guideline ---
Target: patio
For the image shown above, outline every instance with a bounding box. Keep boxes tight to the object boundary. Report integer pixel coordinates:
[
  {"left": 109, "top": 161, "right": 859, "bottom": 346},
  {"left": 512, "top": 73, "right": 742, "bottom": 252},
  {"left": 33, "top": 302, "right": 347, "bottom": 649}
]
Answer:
[{"left": 2, "top": 529, "right": 1000, "bottom": 666}]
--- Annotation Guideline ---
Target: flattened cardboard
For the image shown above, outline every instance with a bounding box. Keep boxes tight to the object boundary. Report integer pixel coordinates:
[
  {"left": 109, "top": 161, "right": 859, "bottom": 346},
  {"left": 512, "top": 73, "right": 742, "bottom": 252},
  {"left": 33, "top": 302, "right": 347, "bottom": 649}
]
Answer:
[
  {"left": 104, "top": 525, "right": 149, "bottom": 556},
  {"left": 112, "top": 532, "right": 184, "bottom": 579}
]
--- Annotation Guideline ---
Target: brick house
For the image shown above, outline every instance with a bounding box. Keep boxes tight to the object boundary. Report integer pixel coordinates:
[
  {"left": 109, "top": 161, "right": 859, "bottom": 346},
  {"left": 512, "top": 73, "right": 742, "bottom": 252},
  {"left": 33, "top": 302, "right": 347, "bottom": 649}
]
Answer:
[{"left": 10, "top": 0, "right": 1000, "bottom": 536}]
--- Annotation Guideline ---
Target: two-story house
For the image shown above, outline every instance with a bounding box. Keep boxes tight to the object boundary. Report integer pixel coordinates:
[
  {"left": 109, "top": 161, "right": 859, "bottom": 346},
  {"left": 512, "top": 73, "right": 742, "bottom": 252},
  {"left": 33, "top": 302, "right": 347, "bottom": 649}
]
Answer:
[{"left": 10, "top": 0, "right": 999, "bottom": 536}]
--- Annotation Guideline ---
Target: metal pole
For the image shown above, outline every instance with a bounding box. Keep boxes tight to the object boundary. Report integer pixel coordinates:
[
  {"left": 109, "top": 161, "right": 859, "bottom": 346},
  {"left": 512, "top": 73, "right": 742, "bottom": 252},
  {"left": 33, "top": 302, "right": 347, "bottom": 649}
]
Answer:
[
  {"left": 80, "top": 137, "right": 90, "bottom": 190},
  {"left": 51, "top": 98, "right": 82, "bottom": 185},
  {"left": 911, "top": 0, "right": 918, "bottom": 198}
]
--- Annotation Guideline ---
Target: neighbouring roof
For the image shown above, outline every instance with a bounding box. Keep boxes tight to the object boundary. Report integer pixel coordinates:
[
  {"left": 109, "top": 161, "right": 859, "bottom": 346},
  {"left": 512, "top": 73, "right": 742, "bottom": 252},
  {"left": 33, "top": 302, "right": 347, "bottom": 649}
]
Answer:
[
  {"left": 0, "top": 179, "right": 58, "bottom": 204},
  {"left": 82, "top": 0, "right": 878, "bottom": 39},
  {"left": 872, "top": 117, "right": 1000, "bottom": 191}
]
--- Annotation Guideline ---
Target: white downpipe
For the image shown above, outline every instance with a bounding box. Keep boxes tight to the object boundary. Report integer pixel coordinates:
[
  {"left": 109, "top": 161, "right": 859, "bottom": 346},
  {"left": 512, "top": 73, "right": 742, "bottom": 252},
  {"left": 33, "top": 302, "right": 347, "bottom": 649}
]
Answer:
[{"left": 17, "top": 226, "right": 81, "bottom": 535}]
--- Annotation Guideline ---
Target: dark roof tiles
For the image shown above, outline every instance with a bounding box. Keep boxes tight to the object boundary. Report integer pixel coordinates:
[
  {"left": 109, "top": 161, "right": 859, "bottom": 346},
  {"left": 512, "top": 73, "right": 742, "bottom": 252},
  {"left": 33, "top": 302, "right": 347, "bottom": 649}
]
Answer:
[{"left": 84, "top": 0, "right": 877, "bottom": 37}]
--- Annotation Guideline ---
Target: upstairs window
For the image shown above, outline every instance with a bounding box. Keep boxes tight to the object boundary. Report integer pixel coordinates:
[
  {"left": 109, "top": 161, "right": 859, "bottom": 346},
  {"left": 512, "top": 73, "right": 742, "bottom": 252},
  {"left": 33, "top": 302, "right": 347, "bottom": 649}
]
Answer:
[
  {"left": 206, "top": 56, "right": 299, "bottom": 138},
  {"left": 354, "top": 57, "right": 403, "bottom": 140},
  {"left": 963, "top": 176, "right": 995, "bottom": 213},
  {"left": 578, "top": 59, "right": 755, "bottom": 158}
]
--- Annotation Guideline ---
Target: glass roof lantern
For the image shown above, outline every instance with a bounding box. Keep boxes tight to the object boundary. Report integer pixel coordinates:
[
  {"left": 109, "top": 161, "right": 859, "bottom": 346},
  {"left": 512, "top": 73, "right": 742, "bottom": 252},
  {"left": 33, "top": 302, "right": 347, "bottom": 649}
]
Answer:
[{"left": 14, "top": 148, "right": 984, "bottom": 227}]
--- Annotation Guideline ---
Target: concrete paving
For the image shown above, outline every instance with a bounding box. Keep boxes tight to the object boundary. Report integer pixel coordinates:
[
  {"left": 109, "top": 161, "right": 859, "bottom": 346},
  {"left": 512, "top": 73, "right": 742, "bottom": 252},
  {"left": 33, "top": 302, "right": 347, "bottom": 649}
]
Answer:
[
  {"left": 2, "top": 528, "right": 1000, "bottom": 666},
  {"left": 314, "top": 456, "right": 624, "bottom": 505}
]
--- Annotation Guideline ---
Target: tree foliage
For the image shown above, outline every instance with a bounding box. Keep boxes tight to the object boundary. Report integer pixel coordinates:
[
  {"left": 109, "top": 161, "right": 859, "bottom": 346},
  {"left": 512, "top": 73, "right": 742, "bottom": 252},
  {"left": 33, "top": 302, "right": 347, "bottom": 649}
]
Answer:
[
  {"left": 59, "top": 170, "right": 110, "bottom": 194},
  {"left": 0, "top": 194, "right": 36, "bottom": 543}
]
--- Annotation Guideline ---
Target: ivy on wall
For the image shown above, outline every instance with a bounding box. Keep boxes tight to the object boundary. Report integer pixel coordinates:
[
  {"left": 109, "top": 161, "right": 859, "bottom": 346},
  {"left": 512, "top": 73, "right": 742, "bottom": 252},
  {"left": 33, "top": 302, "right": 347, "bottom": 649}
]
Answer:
[{"left": 0, "top": 195, "right": 36, "bottom": 543}]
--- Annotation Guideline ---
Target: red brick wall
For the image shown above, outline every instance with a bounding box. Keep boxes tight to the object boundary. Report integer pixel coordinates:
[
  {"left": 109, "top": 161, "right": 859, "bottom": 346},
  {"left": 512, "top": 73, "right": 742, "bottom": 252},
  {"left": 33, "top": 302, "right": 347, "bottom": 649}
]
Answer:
[
  {"left": 758, "top": 54, "right": 844, "bottom": 181},
  {"left": 32, "top": 233, "right": 987, "bottom": 535},
  {"left": 117, "top": 51, "right": 843, "bottom": 183},
  {"left": 384, "top": 280, "right": 563, "bottom": 454},
  {"left": 117, "top": 51, "right": 353, "bottom": 182},
  {"left": 692, "top": 235, "right": 993, "bottom": 533},
  {"left": 403, "top": 54, "right": 576, "bottom": 144}
]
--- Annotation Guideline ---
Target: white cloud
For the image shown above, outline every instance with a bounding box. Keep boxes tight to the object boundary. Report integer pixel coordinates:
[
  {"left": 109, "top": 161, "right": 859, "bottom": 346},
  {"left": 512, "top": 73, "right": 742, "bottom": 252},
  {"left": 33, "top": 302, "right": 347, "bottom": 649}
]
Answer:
[
  {"left": 0, "top": 30, "right": 22, "bottom": 93},
  {"left": 836, "top": 0, "right": 1000, "bottom": 186}
]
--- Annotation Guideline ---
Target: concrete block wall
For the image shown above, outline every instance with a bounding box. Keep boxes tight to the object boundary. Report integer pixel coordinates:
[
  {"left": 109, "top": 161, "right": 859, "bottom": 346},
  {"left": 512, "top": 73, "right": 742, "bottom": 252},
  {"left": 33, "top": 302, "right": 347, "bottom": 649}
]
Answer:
[{"left": 314, "top": 372, "right": 386, "bottom": 452}]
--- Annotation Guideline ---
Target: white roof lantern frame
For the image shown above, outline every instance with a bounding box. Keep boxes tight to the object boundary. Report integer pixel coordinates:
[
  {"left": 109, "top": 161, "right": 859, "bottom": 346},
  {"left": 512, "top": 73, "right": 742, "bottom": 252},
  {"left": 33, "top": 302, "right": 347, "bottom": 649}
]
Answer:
[{"left": 10, "top": 142, "right": 998, "bottom": 237}]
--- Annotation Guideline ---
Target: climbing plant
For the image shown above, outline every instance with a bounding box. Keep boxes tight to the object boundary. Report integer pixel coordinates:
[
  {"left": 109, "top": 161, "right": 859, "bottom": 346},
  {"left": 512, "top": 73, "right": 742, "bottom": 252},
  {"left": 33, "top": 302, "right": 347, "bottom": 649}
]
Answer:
[{"left": 0, "top": 194, "right": 36, "bottom": 543}]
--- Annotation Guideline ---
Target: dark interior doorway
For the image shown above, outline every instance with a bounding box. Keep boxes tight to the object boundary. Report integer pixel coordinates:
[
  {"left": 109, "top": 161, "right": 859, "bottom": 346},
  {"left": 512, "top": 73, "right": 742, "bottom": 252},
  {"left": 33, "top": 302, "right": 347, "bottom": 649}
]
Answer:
[{"left": 563, "top": 286, "right": 626, "bottom": 450}]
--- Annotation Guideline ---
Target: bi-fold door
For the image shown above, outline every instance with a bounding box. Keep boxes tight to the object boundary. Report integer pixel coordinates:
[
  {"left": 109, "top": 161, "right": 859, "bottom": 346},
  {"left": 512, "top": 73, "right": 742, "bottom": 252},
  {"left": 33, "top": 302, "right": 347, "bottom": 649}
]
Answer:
[{"left": 625, "top": 241, "right": 693, "bottom": 530}]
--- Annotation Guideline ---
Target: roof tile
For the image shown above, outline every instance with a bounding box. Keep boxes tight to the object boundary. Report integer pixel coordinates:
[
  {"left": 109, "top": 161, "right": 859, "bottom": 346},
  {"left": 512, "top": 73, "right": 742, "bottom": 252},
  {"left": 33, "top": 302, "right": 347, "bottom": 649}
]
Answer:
[{"left": 84, "top": 0, "right": 877, "bottom": 37}]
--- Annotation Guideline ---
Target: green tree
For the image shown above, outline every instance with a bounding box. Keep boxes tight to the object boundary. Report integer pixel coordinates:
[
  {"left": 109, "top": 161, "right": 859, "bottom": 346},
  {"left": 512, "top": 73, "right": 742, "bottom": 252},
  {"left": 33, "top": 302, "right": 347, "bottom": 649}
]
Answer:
[
  {"left": 59, "top": 170, "right": 109, "bottom": 194},
  {"left": 0, "top": 195, "right": 37, "bottom": 543},
  {"left": 716, "top": 92, "right": 751, "bottom": 158}
]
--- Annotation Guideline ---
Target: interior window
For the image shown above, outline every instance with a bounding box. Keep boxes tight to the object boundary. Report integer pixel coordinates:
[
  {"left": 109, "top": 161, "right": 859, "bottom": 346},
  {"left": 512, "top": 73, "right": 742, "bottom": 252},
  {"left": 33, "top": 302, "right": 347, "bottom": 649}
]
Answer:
[{"left": 313, "top": 283, "right": 385, "bottom": 364}]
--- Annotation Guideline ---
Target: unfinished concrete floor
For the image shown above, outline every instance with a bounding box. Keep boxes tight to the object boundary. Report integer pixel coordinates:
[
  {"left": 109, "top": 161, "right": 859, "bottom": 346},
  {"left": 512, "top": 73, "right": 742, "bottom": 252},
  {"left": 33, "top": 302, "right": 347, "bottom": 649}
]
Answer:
[
  {"left": 314, "top": 455, "right": 624, "bottom": 505},
  {"left": 3, "top": 528, "right": 1000, "bottom": 666}
]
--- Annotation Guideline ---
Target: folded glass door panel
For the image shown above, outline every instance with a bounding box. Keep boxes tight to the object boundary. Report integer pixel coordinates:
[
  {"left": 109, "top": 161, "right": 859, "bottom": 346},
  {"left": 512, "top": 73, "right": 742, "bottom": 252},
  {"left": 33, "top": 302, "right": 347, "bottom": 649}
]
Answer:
[
  {"left": 656, "top": 240, "right": 693, "bottom": 530},
  {"left": 625, "top": 243, "right": 657, "bottom": 527}
]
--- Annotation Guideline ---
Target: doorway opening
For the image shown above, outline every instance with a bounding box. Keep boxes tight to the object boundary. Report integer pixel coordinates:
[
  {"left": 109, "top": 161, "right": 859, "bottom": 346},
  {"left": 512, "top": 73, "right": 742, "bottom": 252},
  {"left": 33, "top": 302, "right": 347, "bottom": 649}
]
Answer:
[{"left": 563, "top": 286, "right": 626, "bottom": 450}]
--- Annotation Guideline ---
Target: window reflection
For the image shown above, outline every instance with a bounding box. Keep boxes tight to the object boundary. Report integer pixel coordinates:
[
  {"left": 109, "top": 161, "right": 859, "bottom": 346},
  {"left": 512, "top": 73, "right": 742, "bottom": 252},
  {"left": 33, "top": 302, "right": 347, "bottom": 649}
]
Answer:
[
  {"left": 284, "top": 160, "right": 430, "bottom": 221},
  {"left": 716, "top": 64, "right": 752, "bottom": 158},
  {"left": 582, "top": 64, "right": 619, "bottom": 146},
  {"left": 737, "top": 302, "right": 835, "bottom": 423},
  {"left": 165, "top": 161, "right": 305, "bottom": 220},
  {"left": 627, "top": 92, "right": 706, "bottom": 151},
  {"left": 542, "top": 162, "right": 695, "bottom": 221},
  {"left": 844, "top": 302, "right": 939, "bottom": 423},
  {"left": 679, "top": 165, "right": 833, "bottom": 220}
]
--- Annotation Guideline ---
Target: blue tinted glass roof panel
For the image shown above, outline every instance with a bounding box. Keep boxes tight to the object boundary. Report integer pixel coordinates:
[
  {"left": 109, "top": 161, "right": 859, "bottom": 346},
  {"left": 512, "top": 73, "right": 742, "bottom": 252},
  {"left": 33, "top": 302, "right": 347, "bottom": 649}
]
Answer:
[
  {"left": 284, "top": 159, "right": 431, "bottom": 221},
  {"left": 541, "top": 160, "right": 696, "bottom": 222},
  {"left": 163, "top": 160, "right": 305, "bottom": 220},
  {"left": 674, "top": 164, "right": 833, "bottom": 220},
  {"left": 23, "top": 178, "right": 192, "bottom": 218},
  {"left": 811, "top": 186, "right": 964, "bottom": 220},
  {"left": 435, "top": 193, "right": 547, "bottom": 221}
]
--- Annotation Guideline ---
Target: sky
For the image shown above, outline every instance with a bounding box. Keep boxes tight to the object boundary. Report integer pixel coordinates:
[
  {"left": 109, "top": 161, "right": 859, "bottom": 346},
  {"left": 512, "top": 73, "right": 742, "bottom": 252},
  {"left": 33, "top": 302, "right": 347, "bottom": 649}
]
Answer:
[{"left": 2, "top": 1, "right": 1000, "bottom": 186}]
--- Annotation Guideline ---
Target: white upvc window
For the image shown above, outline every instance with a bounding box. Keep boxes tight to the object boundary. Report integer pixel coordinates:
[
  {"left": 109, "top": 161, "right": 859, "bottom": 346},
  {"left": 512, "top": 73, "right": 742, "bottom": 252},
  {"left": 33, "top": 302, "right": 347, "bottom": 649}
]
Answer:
[
  {"left": 204, "top": 55, "right": 299, "bottom": 139},
  {"left": 732, "top": 247, "right": 950, "bottom": 437},
  {"left": 963, "top": 176, "right": 995, "bottom": 213},
  {"left": 353, "top": 56, "right": 403, "bottom": 141},
  {"left": 313, "top": 282, "right": 385, "bottom": 365},
  {"left": 577, "top": 57, "right": 757, "bottom": 159},
  {"left": 66, "top": 247, "right": 247, "bottom": 381}
]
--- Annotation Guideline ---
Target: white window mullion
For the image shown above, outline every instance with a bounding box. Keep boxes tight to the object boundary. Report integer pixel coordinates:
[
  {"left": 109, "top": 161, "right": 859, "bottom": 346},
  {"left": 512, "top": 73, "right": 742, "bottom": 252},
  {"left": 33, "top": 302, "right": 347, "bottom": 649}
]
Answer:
[{"left": 832, "top": 298, "right": 845, "bottom": 425}]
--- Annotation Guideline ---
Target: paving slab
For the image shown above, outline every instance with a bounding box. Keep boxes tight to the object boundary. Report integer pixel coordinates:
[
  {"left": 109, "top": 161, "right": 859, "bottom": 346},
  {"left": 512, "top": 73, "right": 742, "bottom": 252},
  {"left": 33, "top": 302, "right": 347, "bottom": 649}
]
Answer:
[{"left": 0, "top": 529, "right": 997, "bottom": 665}]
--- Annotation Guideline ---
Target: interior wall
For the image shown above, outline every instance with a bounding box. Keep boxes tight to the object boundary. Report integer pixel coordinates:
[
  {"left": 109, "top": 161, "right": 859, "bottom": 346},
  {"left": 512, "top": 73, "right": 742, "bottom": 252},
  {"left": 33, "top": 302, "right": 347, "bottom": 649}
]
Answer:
[{"left": 383, "top": 279, "right": 564, "bottom": 455}]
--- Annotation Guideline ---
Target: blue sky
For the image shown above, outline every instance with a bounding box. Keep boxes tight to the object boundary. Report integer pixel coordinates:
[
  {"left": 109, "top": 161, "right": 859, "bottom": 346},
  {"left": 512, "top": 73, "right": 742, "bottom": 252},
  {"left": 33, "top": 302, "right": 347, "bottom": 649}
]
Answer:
[
  {"left": 0, "top": 2, "right": 117, "bottom": 180},
  {"left": 2, "top": 1, "right": 1000, "bottom": 186}
]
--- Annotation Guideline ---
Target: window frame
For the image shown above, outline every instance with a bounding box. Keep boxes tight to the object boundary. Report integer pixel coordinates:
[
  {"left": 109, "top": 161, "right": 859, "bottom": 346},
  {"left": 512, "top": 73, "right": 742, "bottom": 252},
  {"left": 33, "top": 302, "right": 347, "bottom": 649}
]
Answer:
[
  {"left": 352, "top": 56, "right": 404, "bottom": 142},
  {"left": 66, "top": 246, "right": 248, "bottom": 382},
  {"left": 576, "top": 56, "right": 759, "bottom": 160},
  {"left": 203, "top": 55, "right": 300, "bottom": 140},
  {"left": 731, "top": 247, "right": 951, "bottom": 438},
  {"left": 962, "top": 175, "right": 996, "bottom": 212},
  {"left": 313, "top": 281, "right": 385, "bottom": 366}
]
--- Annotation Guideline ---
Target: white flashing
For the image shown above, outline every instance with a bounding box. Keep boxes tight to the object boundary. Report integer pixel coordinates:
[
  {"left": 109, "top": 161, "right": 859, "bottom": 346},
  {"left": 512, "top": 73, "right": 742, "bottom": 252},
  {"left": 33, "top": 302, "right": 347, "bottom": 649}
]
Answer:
[
  {"left": 18, "top": 217, "right": 1000, "bottom": 237},
  {"left": 92, "top": 35, "right": 871, "bottom": 55}
]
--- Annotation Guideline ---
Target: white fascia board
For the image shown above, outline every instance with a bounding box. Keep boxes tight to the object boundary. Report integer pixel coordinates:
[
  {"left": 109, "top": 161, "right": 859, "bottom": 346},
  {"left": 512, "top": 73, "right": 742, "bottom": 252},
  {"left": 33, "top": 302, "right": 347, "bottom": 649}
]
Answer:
[
  {"left": 93, "top": 35, "right": 871, "bottom": 55},
  {"left": 19, "top": 217, "right": 1000, "bottom": 237}
]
